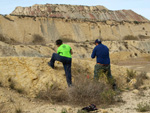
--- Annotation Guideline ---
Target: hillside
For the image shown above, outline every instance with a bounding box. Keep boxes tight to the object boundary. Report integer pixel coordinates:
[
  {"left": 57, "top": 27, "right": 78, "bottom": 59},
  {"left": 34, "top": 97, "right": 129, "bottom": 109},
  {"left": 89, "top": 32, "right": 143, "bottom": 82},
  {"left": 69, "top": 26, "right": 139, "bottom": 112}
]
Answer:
[
  {"left": 0, "top": 3, "right": 150, "bottom": 113},
  {"left": 0, "top": 4, "right": 150, "bottom": 44}
]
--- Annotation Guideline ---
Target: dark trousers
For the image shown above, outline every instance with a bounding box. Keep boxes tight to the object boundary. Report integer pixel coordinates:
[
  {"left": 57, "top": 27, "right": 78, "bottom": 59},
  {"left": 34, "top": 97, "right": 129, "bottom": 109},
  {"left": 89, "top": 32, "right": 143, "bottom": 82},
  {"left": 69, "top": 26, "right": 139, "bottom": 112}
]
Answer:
[
  {"left": 49, "top": 53, "right": 72, "bottom": 86},
  {"left": 94, "top": 64, "right": 115, "bottom": 85}
]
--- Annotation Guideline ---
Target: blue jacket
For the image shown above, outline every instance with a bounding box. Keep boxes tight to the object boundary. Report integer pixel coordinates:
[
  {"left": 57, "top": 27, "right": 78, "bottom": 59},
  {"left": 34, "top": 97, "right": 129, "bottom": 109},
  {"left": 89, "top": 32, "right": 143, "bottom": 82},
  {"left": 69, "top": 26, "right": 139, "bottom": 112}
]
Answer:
[{"left": 91, "top": 44, "right": 110, "bottom": 64}]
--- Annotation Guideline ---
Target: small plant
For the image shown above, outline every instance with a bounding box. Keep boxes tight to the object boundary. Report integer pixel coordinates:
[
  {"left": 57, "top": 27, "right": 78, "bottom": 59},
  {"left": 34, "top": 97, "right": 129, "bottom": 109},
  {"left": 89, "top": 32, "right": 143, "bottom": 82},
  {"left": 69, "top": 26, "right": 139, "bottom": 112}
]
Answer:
[
  {"left": 126, "top": 69, "right": 136, "bottom": 80},
  {"left": 136, "top": 102, "right": 150, "bottom": 112},
  {"left": 61, "top": 108, "right": 68, "bottom": 113},
  {"left": 133, "top": 21, "right": 140, "bottom": 24},
  {"left": 134, "top": 72, "right": 148, "bottom": 89}
]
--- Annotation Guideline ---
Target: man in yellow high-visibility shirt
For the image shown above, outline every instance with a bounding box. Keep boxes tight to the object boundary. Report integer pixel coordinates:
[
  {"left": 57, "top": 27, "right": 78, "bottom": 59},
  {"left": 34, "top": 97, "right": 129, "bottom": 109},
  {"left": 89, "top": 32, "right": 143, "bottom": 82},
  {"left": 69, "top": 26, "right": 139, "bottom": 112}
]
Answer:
[{"left": 48, "top": 39, "right": 73, "bottom": 87}]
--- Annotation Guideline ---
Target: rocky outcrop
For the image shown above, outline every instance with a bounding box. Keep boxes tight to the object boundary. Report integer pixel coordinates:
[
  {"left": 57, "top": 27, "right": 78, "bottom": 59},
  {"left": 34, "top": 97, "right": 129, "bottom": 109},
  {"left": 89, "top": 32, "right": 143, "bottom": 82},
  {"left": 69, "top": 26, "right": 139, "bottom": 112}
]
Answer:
[{"left": 11, "top": 4, "right": 149, "bottom": 22}]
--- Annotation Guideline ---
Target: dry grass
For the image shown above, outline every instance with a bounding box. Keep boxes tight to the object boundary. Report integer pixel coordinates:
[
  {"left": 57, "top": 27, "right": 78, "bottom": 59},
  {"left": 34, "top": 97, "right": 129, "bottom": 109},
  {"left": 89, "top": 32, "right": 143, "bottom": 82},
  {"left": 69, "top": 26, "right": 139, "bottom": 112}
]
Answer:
[
  {"left": 36, "top": 83, "right": 68, "bottom": 103},
  {"left": 136, "top": 102, "right": 150, "bottom": 112},
  {"left": 134, "top": 72, "right": 148, "bottom": 89},
  {"left": 126, "top": 69, "right": 148, "bottom": 89}
]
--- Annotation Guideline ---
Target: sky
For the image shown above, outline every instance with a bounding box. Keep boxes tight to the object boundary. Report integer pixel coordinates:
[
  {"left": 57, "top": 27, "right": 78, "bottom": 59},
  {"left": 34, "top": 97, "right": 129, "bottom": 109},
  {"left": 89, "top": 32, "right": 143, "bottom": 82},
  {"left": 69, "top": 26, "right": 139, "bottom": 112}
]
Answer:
[{"left": 0, "top": 0, "right": 150, "bottom": 20}]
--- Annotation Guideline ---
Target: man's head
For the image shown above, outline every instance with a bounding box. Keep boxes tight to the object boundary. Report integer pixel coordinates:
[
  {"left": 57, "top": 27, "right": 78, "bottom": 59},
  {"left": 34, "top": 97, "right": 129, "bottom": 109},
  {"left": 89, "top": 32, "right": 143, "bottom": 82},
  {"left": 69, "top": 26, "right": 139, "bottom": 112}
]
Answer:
[
  {"left": 56, "top": 39, "right": 63, "bottom": 47},
  {"left": 95, "top": 39, "right": 101, "bottom": 45}
]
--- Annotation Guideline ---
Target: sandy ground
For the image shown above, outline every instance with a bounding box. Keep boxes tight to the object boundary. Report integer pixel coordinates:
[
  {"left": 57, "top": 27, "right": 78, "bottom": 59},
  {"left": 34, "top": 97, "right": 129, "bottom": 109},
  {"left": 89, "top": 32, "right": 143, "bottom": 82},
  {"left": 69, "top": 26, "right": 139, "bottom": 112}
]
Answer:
[
  {"left": 0, "top": 57, "right": 150, "bottom": 113},
  {"left": 0, "top": 79, "right": 150, "bottom": 113}
]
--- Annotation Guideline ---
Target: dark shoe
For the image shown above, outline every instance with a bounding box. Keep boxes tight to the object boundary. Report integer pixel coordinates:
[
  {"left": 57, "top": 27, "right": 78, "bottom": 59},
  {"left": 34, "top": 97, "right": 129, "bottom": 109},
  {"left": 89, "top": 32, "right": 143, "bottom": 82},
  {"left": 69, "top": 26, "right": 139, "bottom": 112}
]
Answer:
[{"left": 48, "top": 62, "right": 54, "bottom": 69}]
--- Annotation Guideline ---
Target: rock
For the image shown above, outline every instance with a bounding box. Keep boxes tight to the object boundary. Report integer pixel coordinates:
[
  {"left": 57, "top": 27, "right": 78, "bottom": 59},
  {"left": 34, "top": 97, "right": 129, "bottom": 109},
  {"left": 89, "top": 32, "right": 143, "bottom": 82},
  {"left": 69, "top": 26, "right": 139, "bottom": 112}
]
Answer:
[
  {"left": 11, "top": 4, "right": 149, "bottom": 22},
  {"left": 133, "top": 89, "right": 139, "bottom": 94}
]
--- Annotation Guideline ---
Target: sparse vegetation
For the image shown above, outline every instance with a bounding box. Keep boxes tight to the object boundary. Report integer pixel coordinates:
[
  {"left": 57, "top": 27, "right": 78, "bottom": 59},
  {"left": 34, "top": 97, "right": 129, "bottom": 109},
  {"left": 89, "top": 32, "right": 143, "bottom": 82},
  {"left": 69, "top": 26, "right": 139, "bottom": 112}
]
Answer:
[
  {"left": 134, "top": 72, "right": 148, "bottom": 89},
  {"left": 32, "top": 34, "right": 45, "bottom": 45},
  {"left": 61, "top": 108, "right": 68, "bottom": 113},
  {"left": 126, "top": 69, "right": 148, "bottom": 89},
  {"left": 136, "top": 102, "right": 150, "bottom": 112},
  {"left": 68, "top": 75, "right": 116, "bottom": 105},
  {"left": 123, "top": 35, "right": 139, "bottom": 40},
  {"left": 36, "top": 83, "right": 68, "bottom": 103},
  {"left": 36, "top": 74, "right": 116, "bottom": 106}
]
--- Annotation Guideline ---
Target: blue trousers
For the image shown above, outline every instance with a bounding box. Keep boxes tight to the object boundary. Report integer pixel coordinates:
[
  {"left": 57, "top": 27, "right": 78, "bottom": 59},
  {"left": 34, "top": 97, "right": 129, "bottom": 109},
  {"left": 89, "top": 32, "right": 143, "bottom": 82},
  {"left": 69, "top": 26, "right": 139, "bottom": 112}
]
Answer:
[{"left": 49, "top": 53, "right": 72, "bottom": 86}]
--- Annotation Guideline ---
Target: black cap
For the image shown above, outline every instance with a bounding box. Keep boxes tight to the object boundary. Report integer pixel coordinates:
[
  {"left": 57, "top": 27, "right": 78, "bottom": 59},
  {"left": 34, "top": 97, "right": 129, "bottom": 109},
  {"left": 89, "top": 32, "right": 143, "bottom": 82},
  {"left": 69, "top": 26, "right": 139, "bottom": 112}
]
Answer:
[{"left": 95, "top": 39, "right": 101, "bottom": 44}]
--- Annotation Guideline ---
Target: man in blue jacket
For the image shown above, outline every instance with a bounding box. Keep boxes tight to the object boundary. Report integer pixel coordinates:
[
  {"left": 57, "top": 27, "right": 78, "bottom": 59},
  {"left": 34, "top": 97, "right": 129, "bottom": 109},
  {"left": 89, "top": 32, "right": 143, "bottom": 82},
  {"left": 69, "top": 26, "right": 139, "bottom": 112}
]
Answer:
[{"left": 91, "top": 39, "right": 116, "bottom": 90}]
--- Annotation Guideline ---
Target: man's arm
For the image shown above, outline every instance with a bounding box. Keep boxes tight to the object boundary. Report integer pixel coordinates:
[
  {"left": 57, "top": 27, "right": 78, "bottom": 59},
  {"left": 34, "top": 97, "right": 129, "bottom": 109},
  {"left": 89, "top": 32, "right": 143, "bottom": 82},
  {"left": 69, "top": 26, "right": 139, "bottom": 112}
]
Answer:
[
  {"left": 70, "top": 49, "right": 73, "bottom": 55},
  {"left": 91, "top": 47, "right": 96, "bottom": 58}
]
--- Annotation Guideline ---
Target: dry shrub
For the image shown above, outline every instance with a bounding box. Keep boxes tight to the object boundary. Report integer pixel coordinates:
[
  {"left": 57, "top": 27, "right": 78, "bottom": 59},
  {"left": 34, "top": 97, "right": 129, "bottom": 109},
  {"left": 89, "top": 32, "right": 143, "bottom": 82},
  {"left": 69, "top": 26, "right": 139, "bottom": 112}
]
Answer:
[
  {"left": 126, "top": 69, "right": 136, "bottom": 83},
  {"left": 68, "top": 75, "right": 116, "bottom": 105},
  {"left": 32, "top": 34, "right": 45, "bottom": 45},
  {"left": 36, "top": 75, "right": 116, "bottom": 106},
  {"left": 123, "top": 35, "right": 139, "bottom": 40},
  {"left": 134, "top": 72, "right": 148, "bottom": 89},
  {"left": 36, "top": 83, "right": 68, "bottom": 103},
  {"left": 136, "top": 102, "right": 150, "bottom": 112}
]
